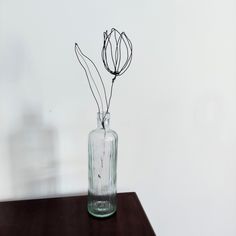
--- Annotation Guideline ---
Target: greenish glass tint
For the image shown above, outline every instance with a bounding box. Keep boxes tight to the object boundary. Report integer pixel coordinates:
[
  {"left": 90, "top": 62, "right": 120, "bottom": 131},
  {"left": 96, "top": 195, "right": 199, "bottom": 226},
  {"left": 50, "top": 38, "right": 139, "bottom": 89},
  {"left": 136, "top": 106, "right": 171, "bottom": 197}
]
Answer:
[{"left": 88, "top": 112, "right": 118, "bottom": 217}]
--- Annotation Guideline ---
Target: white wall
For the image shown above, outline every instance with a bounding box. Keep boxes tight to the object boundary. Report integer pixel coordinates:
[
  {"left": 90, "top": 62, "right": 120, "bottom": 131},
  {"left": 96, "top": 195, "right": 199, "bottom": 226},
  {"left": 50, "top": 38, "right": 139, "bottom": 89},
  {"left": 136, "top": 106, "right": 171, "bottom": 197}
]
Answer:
[{"left": 1, "top": 0, "right": 236, "bottom": 235}]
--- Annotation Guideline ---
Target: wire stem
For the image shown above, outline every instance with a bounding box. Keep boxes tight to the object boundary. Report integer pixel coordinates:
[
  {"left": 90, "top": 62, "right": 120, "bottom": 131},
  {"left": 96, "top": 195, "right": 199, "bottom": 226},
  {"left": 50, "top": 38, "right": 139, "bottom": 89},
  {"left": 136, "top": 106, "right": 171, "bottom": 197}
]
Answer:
[{"left": 102, "top": 75, "right": 116, "bottom": 124}]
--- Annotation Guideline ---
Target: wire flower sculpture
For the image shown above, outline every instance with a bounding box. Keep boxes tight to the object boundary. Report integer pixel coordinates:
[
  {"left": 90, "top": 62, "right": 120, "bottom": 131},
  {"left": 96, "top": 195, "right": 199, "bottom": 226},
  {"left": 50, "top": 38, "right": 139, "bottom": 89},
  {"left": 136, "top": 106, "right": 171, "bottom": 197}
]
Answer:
[{"left": 75, "top": 28, "right": 133, "bottom": 128}]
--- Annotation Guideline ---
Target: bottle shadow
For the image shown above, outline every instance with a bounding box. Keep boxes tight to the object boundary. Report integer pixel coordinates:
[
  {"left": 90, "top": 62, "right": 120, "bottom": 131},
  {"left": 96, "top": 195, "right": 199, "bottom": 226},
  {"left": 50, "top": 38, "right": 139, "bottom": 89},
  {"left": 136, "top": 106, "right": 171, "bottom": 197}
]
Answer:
[{"left": 8, "top": 108, "right": 59, "bottom": 199}]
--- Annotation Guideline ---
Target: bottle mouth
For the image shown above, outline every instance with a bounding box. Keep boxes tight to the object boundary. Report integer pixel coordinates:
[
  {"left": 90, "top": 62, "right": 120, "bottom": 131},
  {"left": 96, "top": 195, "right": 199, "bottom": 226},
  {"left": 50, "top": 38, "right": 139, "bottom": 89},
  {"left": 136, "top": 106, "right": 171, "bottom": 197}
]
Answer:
[{"left": 97, "top": 112, "right": 110, "bottom": 129}]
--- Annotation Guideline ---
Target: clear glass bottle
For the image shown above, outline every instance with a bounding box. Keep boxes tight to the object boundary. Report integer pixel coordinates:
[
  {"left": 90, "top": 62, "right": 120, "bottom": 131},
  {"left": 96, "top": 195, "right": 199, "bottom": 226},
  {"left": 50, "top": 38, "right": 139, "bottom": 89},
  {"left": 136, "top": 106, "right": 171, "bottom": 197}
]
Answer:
[{"left": 88, "top": 112, "right": 118, "bottom": 217}]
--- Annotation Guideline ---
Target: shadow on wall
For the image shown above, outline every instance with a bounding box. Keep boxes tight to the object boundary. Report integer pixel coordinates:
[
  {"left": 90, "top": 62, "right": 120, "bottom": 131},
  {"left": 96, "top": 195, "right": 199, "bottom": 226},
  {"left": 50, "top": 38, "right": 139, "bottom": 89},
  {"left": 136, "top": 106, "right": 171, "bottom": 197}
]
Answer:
[{"left": 8, "top": 108, "right": 59, "bottom": 199}]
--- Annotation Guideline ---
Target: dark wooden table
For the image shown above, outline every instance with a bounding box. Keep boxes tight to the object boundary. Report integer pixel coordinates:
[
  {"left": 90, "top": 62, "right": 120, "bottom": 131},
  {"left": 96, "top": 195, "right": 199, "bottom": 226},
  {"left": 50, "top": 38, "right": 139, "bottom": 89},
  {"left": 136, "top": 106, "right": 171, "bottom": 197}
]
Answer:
[{"left": 0, "top": 192, "right": 156, "bottom": 236}]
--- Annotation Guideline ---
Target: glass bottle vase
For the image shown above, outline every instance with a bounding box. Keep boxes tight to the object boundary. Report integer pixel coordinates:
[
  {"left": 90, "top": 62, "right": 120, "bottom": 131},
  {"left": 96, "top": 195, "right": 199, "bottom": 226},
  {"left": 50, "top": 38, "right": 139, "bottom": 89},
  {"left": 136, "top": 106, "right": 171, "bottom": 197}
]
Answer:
[{"left": 88, "top": 112, "right": 118, "bottom": 217}]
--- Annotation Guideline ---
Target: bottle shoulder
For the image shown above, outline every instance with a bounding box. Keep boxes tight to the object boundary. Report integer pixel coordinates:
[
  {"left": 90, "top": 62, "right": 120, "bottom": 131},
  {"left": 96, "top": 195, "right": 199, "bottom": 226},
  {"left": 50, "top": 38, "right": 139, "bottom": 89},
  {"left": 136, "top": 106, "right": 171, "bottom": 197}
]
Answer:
[{"left": 89, "top": 128, "right": 118, "bottom": 140}]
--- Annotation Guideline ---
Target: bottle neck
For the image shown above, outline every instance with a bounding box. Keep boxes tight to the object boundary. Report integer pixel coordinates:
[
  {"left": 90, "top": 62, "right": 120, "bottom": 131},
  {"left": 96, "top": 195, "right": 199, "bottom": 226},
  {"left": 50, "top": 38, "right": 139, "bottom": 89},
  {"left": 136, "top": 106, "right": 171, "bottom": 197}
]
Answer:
[{"left": 97, "top": 112, "right": 110, "bottom": 129}]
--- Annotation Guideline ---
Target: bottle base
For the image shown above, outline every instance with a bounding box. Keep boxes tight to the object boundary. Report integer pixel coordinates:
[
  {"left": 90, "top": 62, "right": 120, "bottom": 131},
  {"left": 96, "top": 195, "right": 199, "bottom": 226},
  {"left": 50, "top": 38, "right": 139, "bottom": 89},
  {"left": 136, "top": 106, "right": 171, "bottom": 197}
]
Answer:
[{"left": 88, "top": 200, "right": 116, "bottom": 218}]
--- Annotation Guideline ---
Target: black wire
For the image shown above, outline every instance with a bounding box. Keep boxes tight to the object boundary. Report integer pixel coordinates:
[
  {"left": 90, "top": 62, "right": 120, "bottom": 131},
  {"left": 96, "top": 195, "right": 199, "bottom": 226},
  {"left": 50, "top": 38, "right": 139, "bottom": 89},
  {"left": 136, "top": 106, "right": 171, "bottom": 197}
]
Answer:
[
  {"left": 102, "top": 28, "right": 133, "bottom": 77},
  {"left": 75, "top": 28, "right": 133, "bottom": 129},
  {"left": 82, "top": 49, "right": 108, "bottom": 108},
  {"left": 74, "top": 43, "right": 102, "bottom": 117},
  {"left": 101, "top": 28, "right": 133, "bottom": 119},
  {"left": 105, "top": 75, "right": 116, "bottom": 115}
]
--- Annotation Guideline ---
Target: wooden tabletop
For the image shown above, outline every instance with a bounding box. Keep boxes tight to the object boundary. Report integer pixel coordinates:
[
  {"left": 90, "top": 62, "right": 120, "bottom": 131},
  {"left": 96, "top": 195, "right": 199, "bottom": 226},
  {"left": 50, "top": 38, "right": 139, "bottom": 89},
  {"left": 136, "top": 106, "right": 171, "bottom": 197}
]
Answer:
[{"left": 0, "top": 192, "right": 156, "bottom": 236}]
